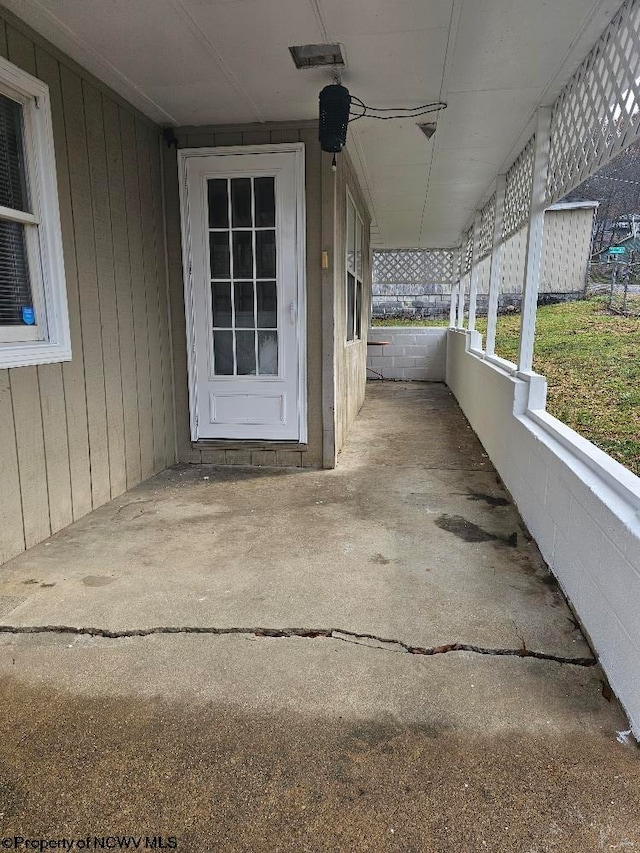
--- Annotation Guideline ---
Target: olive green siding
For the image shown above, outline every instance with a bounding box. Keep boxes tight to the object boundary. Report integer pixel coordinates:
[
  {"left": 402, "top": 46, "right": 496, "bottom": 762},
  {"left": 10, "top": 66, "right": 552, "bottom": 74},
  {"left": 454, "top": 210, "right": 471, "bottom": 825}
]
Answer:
[{"left": 0, "top": 11, "right": 175, "bottom": 566}]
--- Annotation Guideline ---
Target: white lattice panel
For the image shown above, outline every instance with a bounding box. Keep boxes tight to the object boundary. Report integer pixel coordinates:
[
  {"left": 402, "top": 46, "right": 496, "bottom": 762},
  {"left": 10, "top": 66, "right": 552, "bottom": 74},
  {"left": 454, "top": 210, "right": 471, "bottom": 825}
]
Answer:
[
  {"left": 502, "top": 138, "right": 535, "bottom": 239},
  {"left": 476, "top": 255, "right": 491, "bottom": 295},
  {"left": 373, "top": 249, "right": 458, "bottom": 285},
  {"left": 478, "top": 194, "right": 496, "bottom": 260},
  {"left": 547, "top": 0, "right": 640, "bottom": 204},
  {"left": 462, "top": 228, "right": 474, "bottom": 274}
]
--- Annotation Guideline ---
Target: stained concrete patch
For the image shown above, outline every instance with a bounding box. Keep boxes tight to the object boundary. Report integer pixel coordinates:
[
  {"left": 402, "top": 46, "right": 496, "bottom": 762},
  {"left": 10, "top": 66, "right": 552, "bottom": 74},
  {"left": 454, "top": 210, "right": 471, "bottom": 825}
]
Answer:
[
  {"left": 435, "top": 513, "right": 518, "bottom": 547},
  {"left": 82, "top": 575, "right": 117, "bottom": 587},
  {"left": 465, "top": 491, "right": 510, "bottom": 507}
]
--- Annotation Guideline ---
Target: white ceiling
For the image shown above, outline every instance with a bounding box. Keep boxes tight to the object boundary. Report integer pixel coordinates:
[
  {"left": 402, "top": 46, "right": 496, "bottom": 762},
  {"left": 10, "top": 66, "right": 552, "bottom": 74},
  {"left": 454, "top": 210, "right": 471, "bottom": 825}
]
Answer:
[{"left": 4, "top": 0, "right": 624, "bottom": 247}]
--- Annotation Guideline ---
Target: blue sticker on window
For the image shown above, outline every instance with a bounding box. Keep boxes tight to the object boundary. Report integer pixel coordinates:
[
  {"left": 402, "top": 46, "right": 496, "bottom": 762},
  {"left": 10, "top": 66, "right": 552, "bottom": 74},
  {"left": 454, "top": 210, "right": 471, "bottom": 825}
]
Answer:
[{"left": 22, "top": 306, "right": 35, "bottom": 325}]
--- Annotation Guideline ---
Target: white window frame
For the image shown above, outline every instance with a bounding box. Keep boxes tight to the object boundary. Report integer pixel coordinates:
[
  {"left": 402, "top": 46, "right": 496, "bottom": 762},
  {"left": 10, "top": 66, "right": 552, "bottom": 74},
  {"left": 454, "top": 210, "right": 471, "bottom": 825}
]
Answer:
[
  {"left": 0, "top": 56, "right": 70, "bottom": 368},
  {"left": 345, "top": 189, "right": 364, "bottom": 343}
]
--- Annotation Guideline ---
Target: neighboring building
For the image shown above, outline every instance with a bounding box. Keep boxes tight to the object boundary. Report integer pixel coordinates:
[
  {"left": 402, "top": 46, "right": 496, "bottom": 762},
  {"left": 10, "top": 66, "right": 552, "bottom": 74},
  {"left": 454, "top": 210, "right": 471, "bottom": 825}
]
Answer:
[
  {"left": 493, "top": 201, "right": 598, "bottom": 306},
  {"left": 592, "top": 233, "right": 640, "bottom": 261}
]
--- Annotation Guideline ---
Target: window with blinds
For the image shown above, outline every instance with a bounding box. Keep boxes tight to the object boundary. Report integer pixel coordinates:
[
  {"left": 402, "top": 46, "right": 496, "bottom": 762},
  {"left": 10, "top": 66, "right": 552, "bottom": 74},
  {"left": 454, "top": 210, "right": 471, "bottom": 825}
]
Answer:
[
  {"left": 346, "top": 191, "right": 364, "bottom": 342},
  {"left": 0, "top": 55, "right": 70, "bottom": 368},
  {"left": 0, "top": 92, "right": 34, "bottom": 328}
]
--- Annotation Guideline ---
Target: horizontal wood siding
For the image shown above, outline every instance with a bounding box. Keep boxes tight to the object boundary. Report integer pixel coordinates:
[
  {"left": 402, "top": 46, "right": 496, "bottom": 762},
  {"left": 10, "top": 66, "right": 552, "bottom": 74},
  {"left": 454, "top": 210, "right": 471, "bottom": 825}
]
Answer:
[
  {"left": 0, "top": 12, "right": 176, "bottom": 567},
  {"left": 165, "top": 122, "right": 325, "bottom": 467}
]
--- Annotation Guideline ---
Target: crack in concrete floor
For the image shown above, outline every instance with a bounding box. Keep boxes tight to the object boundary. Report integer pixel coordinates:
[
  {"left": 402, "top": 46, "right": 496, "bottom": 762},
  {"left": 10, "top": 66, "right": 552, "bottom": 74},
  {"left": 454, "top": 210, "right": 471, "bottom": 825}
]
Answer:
[{"left": 0, "top": 624, "right": 597, "bottom": 666}]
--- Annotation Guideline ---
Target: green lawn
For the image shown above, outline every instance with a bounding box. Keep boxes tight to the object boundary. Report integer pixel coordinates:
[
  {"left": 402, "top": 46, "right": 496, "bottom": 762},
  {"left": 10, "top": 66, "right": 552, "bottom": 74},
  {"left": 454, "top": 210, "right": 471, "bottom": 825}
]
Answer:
[
  {"left": 374, "top": 300, "right": 640, "bottom": 475},
  {"left": 371, "top": 316, "right": 449, "bottom": 326},
  {"left": 484, "top": 300, "right": 640, "bottom": 475}
]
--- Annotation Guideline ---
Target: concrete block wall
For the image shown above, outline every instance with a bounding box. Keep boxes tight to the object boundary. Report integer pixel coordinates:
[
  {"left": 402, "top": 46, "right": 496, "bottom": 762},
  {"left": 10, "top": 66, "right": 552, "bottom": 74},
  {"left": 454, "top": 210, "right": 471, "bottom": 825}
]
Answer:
[
  {"left": 367, "top": 327, "right": 447, "bottom": 381},
  {"left": 446, "top": 329, "right": 640, "bottom": 737}
]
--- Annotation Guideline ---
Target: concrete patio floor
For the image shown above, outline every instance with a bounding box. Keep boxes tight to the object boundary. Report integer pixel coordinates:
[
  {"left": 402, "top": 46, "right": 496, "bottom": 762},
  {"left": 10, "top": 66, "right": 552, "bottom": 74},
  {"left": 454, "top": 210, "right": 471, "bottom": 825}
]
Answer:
[{"left": 0, "top": 382, "right": 638, "bottom": 851}]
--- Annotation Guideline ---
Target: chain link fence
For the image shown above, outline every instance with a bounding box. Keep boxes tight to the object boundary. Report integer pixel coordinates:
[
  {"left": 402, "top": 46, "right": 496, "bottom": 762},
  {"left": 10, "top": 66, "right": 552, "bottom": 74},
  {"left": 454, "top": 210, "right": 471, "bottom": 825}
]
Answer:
[{"left": 588, "top": 261, "right": 640, "bottom": 316}]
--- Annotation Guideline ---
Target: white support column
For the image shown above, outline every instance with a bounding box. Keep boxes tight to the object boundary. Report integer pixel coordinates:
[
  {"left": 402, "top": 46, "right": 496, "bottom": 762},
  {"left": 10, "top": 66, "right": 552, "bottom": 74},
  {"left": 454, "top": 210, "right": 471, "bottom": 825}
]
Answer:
[
  {"left": 449, "top": 283, "right": 458, "bottom": 327},
  {"left": 467, "top": 213, "right": 482, "bottom": 331},
  {"left": 457, "top": 275, "right": 466, "bottom": 328},
  {"left": 517, "top": 107, "right": 552, "bottom": 376},
  {"left": 484, "top": 174, "right": 507, "bottom": 357}
]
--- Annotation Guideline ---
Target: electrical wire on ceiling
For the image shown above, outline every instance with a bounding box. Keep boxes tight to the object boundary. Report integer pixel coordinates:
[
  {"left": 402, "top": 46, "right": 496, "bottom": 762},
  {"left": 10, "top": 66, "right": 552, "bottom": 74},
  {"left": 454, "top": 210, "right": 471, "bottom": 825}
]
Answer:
[
  {"left": 318, "top": 80, "right": 448, "bottom": 170},
  {"left": 348, "top": 95, "right": 447, "bottom": 123}
]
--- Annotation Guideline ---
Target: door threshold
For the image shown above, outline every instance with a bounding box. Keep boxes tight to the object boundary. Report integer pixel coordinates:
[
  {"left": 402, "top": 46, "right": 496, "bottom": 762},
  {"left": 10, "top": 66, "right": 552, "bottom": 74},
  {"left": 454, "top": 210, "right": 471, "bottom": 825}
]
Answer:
[{"left": 192, "top": 440, "right": 308, "bottom": 451}]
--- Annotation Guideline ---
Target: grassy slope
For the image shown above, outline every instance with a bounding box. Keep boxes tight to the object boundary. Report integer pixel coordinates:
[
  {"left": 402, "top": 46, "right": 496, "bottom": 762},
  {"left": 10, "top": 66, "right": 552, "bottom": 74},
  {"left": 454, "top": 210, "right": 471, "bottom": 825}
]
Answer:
[
  {"left": 482, "top": 301, "right": 640, "bottom": 475},
  {"left": 374, "top": 301, "right": 640, "bottom": 475}
]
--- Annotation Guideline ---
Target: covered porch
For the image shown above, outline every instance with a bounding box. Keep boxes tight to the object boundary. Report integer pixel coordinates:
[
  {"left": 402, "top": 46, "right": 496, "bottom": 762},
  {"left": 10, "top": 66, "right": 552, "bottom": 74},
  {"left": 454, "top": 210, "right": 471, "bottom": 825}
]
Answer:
[
  {"left": 0, "top": 0, "right": 639, "bottom": 840},
  {"left": 1, "top": 381, "right": 637, "bottom": 847}
]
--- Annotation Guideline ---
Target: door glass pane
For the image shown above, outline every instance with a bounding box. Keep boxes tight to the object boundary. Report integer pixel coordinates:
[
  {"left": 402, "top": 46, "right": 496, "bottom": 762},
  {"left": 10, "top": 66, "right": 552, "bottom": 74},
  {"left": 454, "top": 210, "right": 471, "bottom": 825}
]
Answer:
[
  {"left": 233, "top": 231, "right": 253, "bottom": 278},
  {"left": 234, "top": 280, "right": 254, "bottom": 328},
  {"left": 231, "top": 178, "right": 252, "bottom": 227},
  {"left": 0, "top": 94, "right": 29, "bottom": 212},
  {"left": 255, "top": 177, "right": 275, "bottom": 227},
  {"left": 258, "top": 330, "right": 278, "bottom": 376},
  {"left": 346, "top": 272, "right": 355, "bottom": 342},
  {"left": 211, "top": 281, "right": 232, "bottom": 327},
  {"left": 236, "top": 329, "right": 256, "bottom": 375},
  {"left": 213, "top": 330, "right": 233, "bottom": 375},
  {"left": 209, "top": 232, "right": 230, "bottom": 279},
  {"left": 206, "top": 171, "right": 282, "bottom": 378},
  {"left": 257, "top": 281, "right": 277, "bottom": 328},
  {"left": 207, "top": 179, "right": 228, "bottom": 228},
  {"left": 256, "top": 230, "right": 276, "bottom": 278}
]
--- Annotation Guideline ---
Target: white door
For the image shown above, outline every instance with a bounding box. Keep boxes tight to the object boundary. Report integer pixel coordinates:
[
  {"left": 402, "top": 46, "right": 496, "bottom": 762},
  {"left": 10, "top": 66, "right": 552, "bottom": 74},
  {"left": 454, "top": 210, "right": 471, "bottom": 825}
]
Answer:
[{"left": 179, "top": 145, "right": 306, "bottom": 441}]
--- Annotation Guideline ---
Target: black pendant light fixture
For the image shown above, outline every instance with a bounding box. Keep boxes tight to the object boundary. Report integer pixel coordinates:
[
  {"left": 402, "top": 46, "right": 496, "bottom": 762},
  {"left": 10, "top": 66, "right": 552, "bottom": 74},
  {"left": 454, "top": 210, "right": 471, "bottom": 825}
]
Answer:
[{"left": 319, "top": 83, "right": 351, "bottom": 158}]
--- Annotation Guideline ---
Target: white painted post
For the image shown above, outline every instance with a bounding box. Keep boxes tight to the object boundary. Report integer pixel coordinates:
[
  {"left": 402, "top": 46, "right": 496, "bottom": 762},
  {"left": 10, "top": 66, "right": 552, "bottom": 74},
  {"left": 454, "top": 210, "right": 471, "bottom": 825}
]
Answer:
[
  {"left": 484, "top": 174, "right": 507, "bottom": 357},
  {"left": 449, "top": 283, "right": 458, "bottom": 327},
  {"left": 517, "top": 107, "right": 552, "bottom": 375},
  {"left": 468, "top": 212, "right": 482, "bottom": 331},
  {"left": 457, "top": 275, "right": 466, "bottom": 328}
]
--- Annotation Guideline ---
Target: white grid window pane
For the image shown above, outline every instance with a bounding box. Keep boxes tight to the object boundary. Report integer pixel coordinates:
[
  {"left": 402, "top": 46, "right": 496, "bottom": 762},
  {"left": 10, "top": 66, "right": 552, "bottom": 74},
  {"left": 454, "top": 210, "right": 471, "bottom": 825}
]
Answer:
[{"left": 208, "top": 175, "right": 279, "bottom": 377}]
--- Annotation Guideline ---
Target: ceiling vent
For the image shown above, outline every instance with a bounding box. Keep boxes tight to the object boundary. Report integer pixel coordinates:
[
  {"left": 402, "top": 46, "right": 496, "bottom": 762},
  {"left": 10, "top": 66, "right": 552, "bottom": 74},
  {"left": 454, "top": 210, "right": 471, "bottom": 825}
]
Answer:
[
  {"left": 289, "top": 43, "right": 346, "bottom": 70},
  {"left": 417, "top": 122, "right": 437, "bottom": 140}
]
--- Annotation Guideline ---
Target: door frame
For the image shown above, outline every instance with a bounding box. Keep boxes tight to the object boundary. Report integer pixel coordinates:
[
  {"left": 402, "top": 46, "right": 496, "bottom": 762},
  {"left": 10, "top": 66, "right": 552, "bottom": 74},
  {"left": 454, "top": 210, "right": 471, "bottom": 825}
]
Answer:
[{"left": 177, "top": 143, "right": 307, "bottom": 443}]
